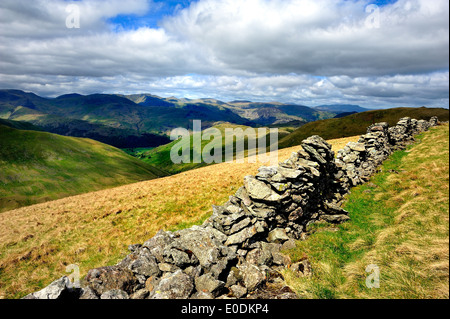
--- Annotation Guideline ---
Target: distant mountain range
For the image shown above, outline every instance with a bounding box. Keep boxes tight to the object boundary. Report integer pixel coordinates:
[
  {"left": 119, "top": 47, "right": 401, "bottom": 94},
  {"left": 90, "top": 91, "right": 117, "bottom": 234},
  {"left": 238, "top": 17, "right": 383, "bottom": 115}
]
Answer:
[
  {"left": 0, "top": 89, "right": 372, "bottom": 148},
  {"left": 313, "top": 104, "right": 371, "bottom": 113}
]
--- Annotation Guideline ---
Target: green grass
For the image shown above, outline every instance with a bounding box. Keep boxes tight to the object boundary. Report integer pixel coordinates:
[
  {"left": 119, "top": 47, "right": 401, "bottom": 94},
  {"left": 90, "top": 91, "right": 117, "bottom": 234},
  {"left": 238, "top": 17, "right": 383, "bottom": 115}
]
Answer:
[
  {"left": 282, "top": 125, "right": 449, "bottom": 299},
  {"left": 279, "top": 107, "right": 449, "bottom": 149},
  {"left": 135, "top": 123, "right": 276, "bottom": 174},
  {"left": 0, "top": 124, "right": 167, "bottom": 212},
  {"left": 0, "top": 134, "right": 355, "bottom": 298}
]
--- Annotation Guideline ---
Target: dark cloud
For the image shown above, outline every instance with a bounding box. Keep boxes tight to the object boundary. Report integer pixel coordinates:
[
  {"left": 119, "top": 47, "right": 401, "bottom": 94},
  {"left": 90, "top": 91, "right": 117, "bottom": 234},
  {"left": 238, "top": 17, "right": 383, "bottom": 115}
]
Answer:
[{"left": 0, "top": 0, "right": 448, "bottom": 108}]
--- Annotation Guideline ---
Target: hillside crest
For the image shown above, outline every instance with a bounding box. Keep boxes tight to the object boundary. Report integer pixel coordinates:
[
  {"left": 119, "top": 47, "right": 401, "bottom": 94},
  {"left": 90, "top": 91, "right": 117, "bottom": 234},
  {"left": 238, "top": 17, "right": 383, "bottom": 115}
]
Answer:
[{"left": 25, "top": 116, "right": 441, "bottom": 299}]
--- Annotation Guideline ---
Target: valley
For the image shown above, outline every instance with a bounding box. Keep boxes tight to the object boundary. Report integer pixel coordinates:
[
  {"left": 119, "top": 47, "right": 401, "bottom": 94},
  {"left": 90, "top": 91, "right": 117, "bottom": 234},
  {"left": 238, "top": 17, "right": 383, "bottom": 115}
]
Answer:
[{"left": 0, "top": 134, "right": 358, "bottom": 298}]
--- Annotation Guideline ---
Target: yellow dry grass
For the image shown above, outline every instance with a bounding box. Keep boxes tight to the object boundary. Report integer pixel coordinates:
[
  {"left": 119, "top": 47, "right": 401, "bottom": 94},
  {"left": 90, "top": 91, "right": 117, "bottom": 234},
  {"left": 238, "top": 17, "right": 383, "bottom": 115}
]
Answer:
[{"left": 0, "top": 136, "right": 358, "bottom": 298}]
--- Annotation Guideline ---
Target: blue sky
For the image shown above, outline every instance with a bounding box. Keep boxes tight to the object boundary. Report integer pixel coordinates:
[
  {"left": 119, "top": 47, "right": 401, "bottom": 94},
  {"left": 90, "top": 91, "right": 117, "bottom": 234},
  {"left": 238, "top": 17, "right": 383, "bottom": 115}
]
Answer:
[
  {"left": 108, "top": 0, "right": 196, "bottom": 29},
  {"left": 109, "top": 0, "right": 398, "bottom": 31}
]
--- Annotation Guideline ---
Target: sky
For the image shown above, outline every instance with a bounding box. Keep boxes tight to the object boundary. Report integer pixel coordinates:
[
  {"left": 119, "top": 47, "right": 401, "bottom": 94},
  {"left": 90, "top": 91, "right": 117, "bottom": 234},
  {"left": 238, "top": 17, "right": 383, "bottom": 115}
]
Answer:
[{"left": 0, "top": 0, "right": 448, "bottom": 109}]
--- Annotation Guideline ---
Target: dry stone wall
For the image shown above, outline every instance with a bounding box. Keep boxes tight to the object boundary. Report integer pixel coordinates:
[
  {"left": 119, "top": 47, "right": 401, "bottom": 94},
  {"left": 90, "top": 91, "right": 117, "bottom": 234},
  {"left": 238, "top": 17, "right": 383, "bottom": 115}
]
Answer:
[{"left": 24, "top": 116, "right": 440, "bottom": 300}]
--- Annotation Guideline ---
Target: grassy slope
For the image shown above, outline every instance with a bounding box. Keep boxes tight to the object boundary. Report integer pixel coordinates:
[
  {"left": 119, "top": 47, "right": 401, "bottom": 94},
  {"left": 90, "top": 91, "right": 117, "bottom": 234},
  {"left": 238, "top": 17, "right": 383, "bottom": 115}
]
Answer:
[
  {"left": 279, "top": 107, "right": 450, "bottom": 149},
  {"left": 0, "top": 118, "right": 43, "bottom": 131},
  {"left": 0, "top": 124, "right": 167, "bottom": 213},
  {"left": 132, "top": 123, "right": 286, "bottom": 174},
  {"left": 1, "top": 126, "right": 447, "bottom": 299},
  {"left": 0, "top": 136, "right": 357, "bottom": 298},
  {"left": 283, "top": 124, "right": 449, "bottom": 299}
]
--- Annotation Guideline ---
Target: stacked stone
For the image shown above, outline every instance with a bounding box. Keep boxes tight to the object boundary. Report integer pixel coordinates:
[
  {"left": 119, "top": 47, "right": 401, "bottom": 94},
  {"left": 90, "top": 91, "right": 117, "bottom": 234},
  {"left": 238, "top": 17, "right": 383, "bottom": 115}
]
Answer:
[
  {"left": 415, "top": 119, "right": 431, "bottom": 133},
  {"left": 24, "top": 116, "right": 440, "bottom": 300},
  {"left": 388, "top": 117, "right": 416, "bottom": 150},
  {"left": 429, "top": 116, "right": 439, "bottom": 127},
  {"left": 336, "top": 116, "right": 439, "bottom": 190},
  {"left": 336, "top": 122, "right": 391, "bottom": 189},
  {"left": 25, "top": 135, "right": 344, "bottom": 300}
]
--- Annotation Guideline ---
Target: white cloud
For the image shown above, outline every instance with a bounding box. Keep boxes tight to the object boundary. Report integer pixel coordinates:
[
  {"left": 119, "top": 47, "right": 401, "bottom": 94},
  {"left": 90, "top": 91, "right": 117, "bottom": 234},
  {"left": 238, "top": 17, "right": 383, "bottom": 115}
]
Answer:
[{"left": 0, "top": 0, "right": 448, "bottom": 108}]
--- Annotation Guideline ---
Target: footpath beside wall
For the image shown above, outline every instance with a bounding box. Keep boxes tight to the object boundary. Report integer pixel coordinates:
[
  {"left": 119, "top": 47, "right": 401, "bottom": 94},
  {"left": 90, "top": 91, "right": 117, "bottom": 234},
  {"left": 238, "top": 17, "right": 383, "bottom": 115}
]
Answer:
[{"left": 25, "top": 116, "right": 440, "bottom": 299}]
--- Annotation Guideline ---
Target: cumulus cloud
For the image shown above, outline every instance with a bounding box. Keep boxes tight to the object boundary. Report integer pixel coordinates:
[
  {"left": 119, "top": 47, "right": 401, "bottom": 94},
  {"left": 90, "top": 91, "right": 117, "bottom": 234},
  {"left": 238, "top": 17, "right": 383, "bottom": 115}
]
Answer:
[
  {"left": 0, "top": 0, "right": 448, "bottom": 108},
  {"left": 162, "top": 0, "right": 448, "bottom": 76}
]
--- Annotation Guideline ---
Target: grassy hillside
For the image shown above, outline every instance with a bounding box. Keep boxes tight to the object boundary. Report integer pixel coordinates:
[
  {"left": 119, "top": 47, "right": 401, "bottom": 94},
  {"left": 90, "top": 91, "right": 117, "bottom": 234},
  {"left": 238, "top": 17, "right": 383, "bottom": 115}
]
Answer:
[
  {"left": 0, "top": 125, "right": 167, "bottom": 212},
  {"left": 1, "top": 125, "right": 446, "bottom": 299},
  {"left": 0, "top": 135, "right": 357, "bottom": 298},
  {"left": 283, "top": 124, "right": 449, "bottom": 298},
  {"left": 279, "top": 107, "right": 449, "bottom": 149},
  {"left": 0, "top": 118, "right": 43, "bottom": 131},
  {"left": 128, "top": 122, "right": 286, "bottom": 174},
  {"left": 1, "top": 116, "right": 171, "bottom": 149}
]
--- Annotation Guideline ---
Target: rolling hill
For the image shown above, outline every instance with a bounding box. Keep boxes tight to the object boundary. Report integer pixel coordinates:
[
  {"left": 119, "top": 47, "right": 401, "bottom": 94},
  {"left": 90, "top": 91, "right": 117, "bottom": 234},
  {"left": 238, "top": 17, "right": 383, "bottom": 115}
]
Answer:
[
  {"left": 279, "top": 107, "right": 450, "bottom": 149},
  {"left": 1, "top": 124, "right": 447, "bottom": 299},
  {"left": 0, "top": 90, "right": 252, "bottom": 147},
  {"left": 0, "top": 134, "right": 358, "bottom": 298},
  {"left": 0, "top": 124, "right": 168, "bottom": 213},
  {"left": 313, "top": 104, "right": 371, "bottom": 113},
  {"left": 0, "top": 90, "right": 340, "bottom": 149},
  {"left": 0, "top": 118, "right": 44, "bottom": 131},
  {"left": 126, "top": 122, "right": 276, "bottom": 174}
]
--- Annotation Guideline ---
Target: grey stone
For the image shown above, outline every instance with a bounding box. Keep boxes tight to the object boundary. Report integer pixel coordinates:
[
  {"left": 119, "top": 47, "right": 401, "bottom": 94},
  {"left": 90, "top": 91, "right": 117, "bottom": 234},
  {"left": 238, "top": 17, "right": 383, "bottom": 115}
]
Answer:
[
  {"left": 191, "top": 291, "right": 215, "bottom": 299},
  {"left": 225, "top": 222, "right": 266, "bottom": 246},
  {"left": 267, "top": 228, "right": 289, "bottom": 244},
  {"left": 225, "top": 268, "right": 239, "bottom": 287},
  {"left": 228, "top": 217, "right": 253, "bottom": 235},
  {"left": 234, "top": 186, "right": 252, "bottom": 206},
  {"left": 301, "top": 144, "right": 327, "bottom": 164},
  {"left": 246, "top": 246, "right": 273, "bottom": 266},
  {"left": 277, "top": 167, "right": 304, "bottom": 179},
  {"left": 170, "top": 226, "right": 226, "bottom": 269},
  {"left": 27, "top": 115, "right": 436, "bottom": 300},
  {"left": 244, "top": 176, "right": 283, "bottom": 202},
  {"left": 343, "top": 153, "right": 358, "bottom": 163},
  {"left": 238, "top": 262, "right": 266, "bottom": 292},
  {"left": 323, "top": 202, "right": 349, "bottom": 215},
  {"left": 281, "top": 239, "right": 296, "bottom": 251},
  {"left": 128, "top": 244, "right": 142, "bottom": 252},
  {"left": 130, "top": 288, "right": 149, "bottom": 299},
  {"left": 79, "top": 287, "right": 99, "bottom": 299},
  {"left": 230, "top": 284, "right": 247, "bottom": 298},
  {"left": 128, "top": 254, "right": 161, "bottom": 278},
  {"left": 183, "top": 265, "right": 203, "bottom": 279},
  {"left": 255, "top": 166, "right": 278, "bottom": 180},
  {"left": 142, "top": 230, "right": 174, "bottom": 263},
  {"left": 271, "top": 182, "right": 291, "bottom": 193},
  {"left": 195, "top": 273, "right": 225, "bottom": 297},
  {"left": 100, "top": 289, "right": 129, "bottom": 299},
  {"left": 347, "top": 142, "right": 366, "bottom": 152},
  {"left": 152, "top": 270, "right": 194, "bottom": 299},
  {"left": 163, "top": 247, "right": 193, "bottom": 267},
  {"left": 321, "top": 214, "right": 351, "bottom": 223},
  {"left": 210, "top": 257, "right": 231, "bottom": 279},
  {"left": 84, "top": 266, "right": 138, "bottom": 296},
  {"left": 23, "top": 276, "right": 73, "bottom": 299},
  {"left": 272, "top": 252, "right": 292, "bottom": 267},
  {"left": 145, "top": 275, "right": 160, "bottom": 294},
  {"left": 158, "top": 262, "right": 179, "bottom": 273},
  {"left": 296, "top": 158, "right": 320, "bottom": 169}
]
